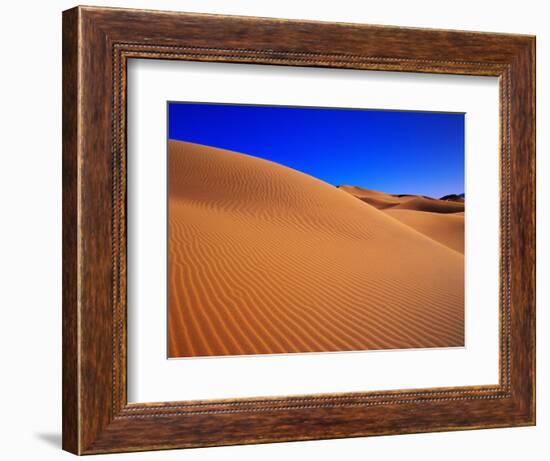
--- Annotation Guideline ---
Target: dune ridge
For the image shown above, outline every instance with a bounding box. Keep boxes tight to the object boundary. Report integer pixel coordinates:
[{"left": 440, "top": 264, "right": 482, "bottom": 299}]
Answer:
[
  {"left": 168, "top": 140, "right": 464, "bottom": 358},
  {"left": 384, "top": 209, "right": 464, "bottom": 254},
  {"left": 339, "top": 185, "right": 465, "bottom": 214},
  {"left": 339, "top": 185, "right": 465, "bottom": 253}
]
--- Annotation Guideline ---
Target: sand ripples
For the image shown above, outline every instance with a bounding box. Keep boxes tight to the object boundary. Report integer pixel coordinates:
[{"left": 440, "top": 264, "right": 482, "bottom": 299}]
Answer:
[{"left": 167, "top": 141, "right": 464, "bottom": 358}]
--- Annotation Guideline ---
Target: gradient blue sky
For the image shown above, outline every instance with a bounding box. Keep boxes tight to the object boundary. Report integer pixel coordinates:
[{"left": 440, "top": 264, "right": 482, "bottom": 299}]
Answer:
[{"left": 168, "top": 102, "right": 464, "bottom": 198}]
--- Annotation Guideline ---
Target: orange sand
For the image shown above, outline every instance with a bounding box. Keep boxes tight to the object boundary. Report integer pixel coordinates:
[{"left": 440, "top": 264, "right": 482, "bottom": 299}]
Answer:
[
  {"left": 168, "top": 140, "right": 464, "bottom": 358},
  {"left": 339, "top": 186, "right": 465, "bottom": 253}
]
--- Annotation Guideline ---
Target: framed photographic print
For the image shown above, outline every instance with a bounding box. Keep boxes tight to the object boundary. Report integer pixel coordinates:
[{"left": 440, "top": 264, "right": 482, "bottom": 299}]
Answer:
[{"left": 62, "top": 6, "right": 535, "bottom": 455}]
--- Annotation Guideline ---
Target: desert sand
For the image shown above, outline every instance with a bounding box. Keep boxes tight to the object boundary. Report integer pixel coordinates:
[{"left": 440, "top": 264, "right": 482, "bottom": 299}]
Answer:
[
  {"left": 168, "top": 140, "right": 464, "bottom": 358},
  {"left": 339, "top": 186, "right": 465, "bottom": 253}
]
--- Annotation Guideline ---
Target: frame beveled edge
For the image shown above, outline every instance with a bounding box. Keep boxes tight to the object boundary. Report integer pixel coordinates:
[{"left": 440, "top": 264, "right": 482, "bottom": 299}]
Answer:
[{"left": 62, "top": 5, "right": 535, "bottom": 455}]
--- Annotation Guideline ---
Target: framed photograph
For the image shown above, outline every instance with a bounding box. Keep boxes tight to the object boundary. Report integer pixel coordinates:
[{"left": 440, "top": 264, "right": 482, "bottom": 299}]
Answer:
[{"left": 62, "top": 6, "right": 535, "bottom": 455}]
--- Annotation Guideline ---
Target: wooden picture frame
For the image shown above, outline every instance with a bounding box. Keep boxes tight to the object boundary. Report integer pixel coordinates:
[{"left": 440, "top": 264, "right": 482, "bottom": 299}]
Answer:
[{"left": 62, "top": 5, "right": 536, "bottom": 455}]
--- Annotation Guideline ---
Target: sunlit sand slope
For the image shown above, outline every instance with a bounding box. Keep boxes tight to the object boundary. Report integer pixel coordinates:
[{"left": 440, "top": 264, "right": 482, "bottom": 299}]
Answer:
[
  {"left": 168, "top": 140, "right": 464, "bottom": 358},
  {"left": 384, "top": 209, "right": 464, "bottom": 254},
  {"left": 339, "top": 185, "right": 465, "bottom": 213},
  {"left": 340, "top": 185, "right": 465, "bottom": 253}
]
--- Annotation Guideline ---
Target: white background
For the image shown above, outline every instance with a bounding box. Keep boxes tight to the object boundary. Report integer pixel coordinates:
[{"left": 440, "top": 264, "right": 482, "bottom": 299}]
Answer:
[
  {"left": 0, "top": 1, "right": 546, "bottom": 460},
  {"left": 128, "top": 61, "right": 499, "bottom": 402}
]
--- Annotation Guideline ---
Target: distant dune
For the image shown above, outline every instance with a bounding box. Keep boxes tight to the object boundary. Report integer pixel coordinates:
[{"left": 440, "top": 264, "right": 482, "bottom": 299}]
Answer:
[
  {"left": 440, "top": 193, "right": 465, "bottom": 202},
  {"left": 392, "top": 196, "right": 464, "bottom": 214},
  {"left": 339, "top": 185, "right": 465, "bottom": 214},
  {"left": 168, "top": 140, "right": 464, "bottom": 358},
  {"left": 384, "top": 210, "right": 464, "bottom": 253},
  {"left": 339, "top": 186, "right": 465, "bottom": 253},
  {"left": 337, "top": 186, "right": 404, "bottom": 209}
]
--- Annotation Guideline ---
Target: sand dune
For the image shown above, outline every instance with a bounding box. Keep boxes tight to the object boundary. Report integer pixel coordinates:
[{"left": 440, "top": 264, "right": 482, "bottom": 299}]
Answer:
[
  {"left": 339, "top": 185, "right": 464, "bottom": 214},
  {"left": 384, "top": 209, "right": 464, "bottom": 254},
  {"left": 168, "top": 140, "right": 464, "bottom": 358},
  {"left": 338, "top": 185, "right": 403, "bottom": 209},
  {"left": 391, "top": 196, "right": 464, "bottom": 214},
  {"left": 339, "top": 185, "right": 465, "bottom": 253}
]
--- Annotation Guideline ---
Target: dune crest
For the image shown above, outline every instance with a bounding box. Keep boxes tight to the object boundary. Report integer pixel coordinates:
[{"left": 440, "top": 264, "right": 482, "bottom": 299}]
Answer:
[
  {"left": 339, "top": 185, "right": 465, "bottom": 214},
  {"left": 339, "top": 185, "right": 465, "bottom": 253},
  {"left": 168, "top": 140, "right": 464, "bottom": 358},
  {"left": 384, "top": 209, "right": 464, "bottom": 254}
]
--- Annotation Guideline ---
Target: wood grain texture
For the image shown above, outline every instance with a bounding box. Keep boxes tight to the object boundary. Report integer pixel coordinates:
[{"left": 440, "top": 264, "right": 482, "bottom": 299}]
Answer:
[
  {"left": 62, "top": 7, "right": 79, "bottom": 454},
  {"left": 62, "top": 5, "right": 536, "bottom": 455}
]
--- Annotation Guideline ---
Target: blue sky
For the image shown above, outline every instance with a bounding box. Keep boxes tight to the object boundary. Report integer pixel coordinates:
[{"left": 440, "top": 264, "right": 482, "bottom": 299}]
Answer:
[{"left": 168, "top": 102, "right": 464, "bottom": 198}]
